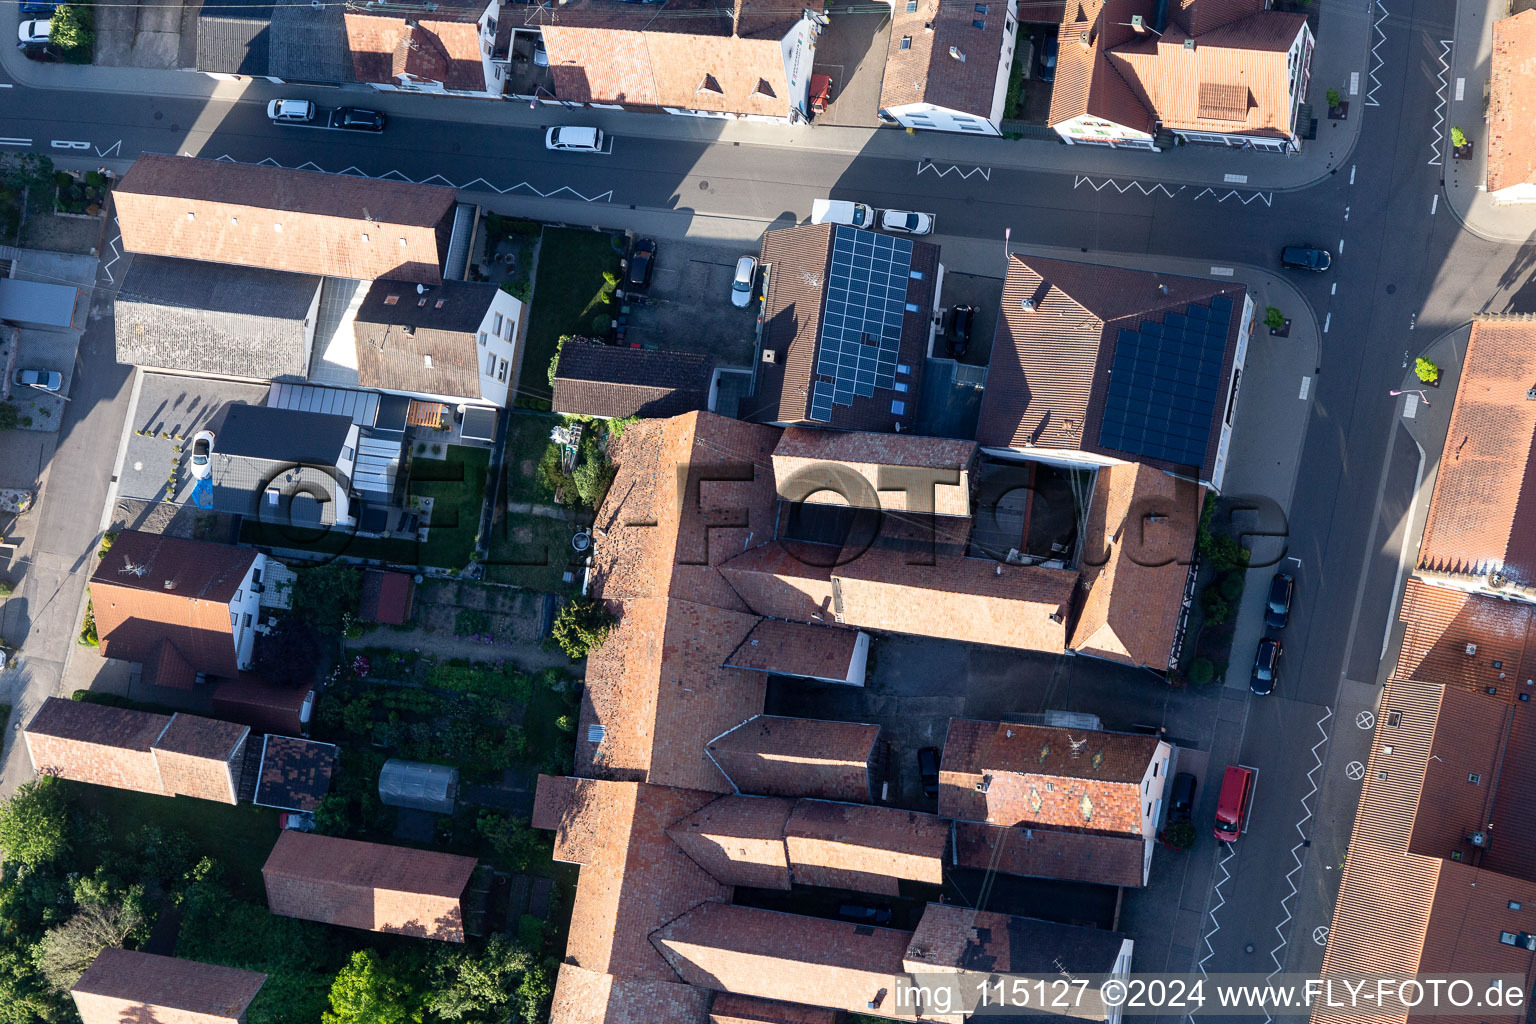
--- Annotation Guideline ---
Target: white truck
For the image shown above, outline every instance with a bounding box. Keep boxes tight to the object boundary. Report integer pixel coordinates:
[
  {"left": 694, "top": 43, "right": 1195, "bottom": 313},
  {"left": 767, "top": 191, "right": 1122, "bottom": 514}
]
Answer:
[{"left": 811, "top": 198, "right": 876, "bottom": 228}]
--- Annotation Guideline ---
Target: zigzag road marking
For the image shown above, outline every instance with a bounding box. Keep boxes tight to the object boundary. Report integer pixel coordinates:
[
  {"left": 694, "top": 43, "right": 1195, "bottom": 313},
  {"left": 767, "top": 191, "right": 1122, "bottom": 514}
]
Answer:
[
  {"left": 207, "top": 157, "right": 614, "bottom": 203},
  {"left": 1193, "top": 187, "right": 1274, "bottom": 206},
  {"left": 100, "top": 222, "right": 122, "bottom": 285},
  {"left": 1074, "top": 175, "right": 1183, "bottom": 198},
  {"left": 918, "top": 160, "right": 991, "bottom": 181},
  {"left": 1267, "top": 707, "right": 1334, "bottom": 981},
  {"left": 1428, "top": 40, "right": 1452, "bottom": 166},
  {"left": 96, "top": 140, "right": 122, "bottom": 158},
  {"left": 1365, "top": 1, "right": 1389, "bottom": 108},
  {"left": 1190, "top": 841, "right": 1239, "bottom": 1023}
]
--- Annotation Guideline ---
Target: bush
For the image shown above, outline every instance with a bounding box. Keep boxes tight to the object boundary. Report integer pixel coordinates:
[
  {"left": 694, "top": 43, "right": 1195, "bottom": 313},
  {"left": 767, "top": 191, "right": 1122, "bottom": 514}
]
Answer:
[
  {"left": 1201, "top": 587, "right": 1230, "bottom": 625},
  {"left": 1187, "top": 657, "right": 1216, "bottom": 686},
  {"left": 0, "top": 777, "right": 69, "bottom": 870},
  {"left": 1218, "top": 571, "right": 1244, "bottom": 602},
  {"left": 1164, "top": 819, "right": 1197, "bottom": 849},
  {"left": 475, "top": 813, "right": 546, "bottom": 871},
  {"left": 292, "top": 564, "right": 362, "bottom": 635},
  {"left": 550, "top": 598, "right": 613, "bottom": 659},
  {"left": 547, "top": 335, "right": 571, "bottom": 389},
  {"left": 50, "top": 4, "right": 94, "bottom": 56},
  {"left": 1451, "top": 125, "right": 1467, "bottom": 148},
  {"left": 0, "top": 579, "right": 11, "bottom": 598},
  {"left": 516, "top": 914, "right": 546, "bottom": 951},
  {"left": 1415, "top": 357, "right": 1439, "bottom": 384},
  {"left": 0, "top": 403, "right": 17, "bottom": 431},
  {"left": 1200, "top": 530, "right": 1250, "bottom": 573},
  {"left": 1325, "top": 87, "right": 1341, "bottom": 108},
  {"left": 1263, "top": 306, "right": 1285, "bottom": 330},
  {"left": 589, "top": 313, "right": 610, "bottom": 336},
  {"left": 554, "top": 714, "right": 574, "bottom": 733},
  {"left": 78, "top": 601, "right": 98, "bottom": 647}
]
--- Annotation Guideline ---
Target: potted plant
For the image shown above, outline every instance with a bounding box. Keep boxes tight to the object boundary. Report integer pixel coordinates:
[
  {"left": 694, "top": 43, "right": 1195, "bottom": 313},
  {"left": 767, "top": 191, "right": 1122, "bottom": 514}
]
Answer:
[
  {"left": 1264, "top": 305, "right": 1291, "bottom": 337},
  {"left": 1326, "top": 88, "right": 1347, "bottom": 120},
  {"left": 1451, "top": 126, "right": 1473, "bottom": 160},
  {"left": 1415, "top": 357, "right": 1440, "bottom": 385}
]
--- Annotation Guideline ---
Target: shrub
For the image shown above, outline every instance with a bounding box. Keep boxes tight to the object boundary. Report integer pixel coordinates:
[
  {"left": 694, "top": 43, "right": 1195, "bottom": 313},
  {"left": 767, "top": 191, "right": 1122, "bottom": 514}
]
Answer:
[
  {"left": 1218, "top": 571, "right": 1245, "bottom": 602},
  {"left": 0, "top": 579, "right": 11, "bottom": 598},
  {"left": 547, "top": 335, "right": 572, "bottom": 388},
  {"left": 554, "top": 714, "right": 574, "bottom": 732},
  {"left": 606, "top": 415, "right": 638, "bottom": 441},
  {"left": 550, "top": 598, "right": 614, "bottom": 659},
  {"left": 1263, "top": 306, "right": 1285, "bottom": 330},
  {"left": 50, "top": 4, "right": 95, "bottom": 56},
  {"left": 0, "top": 777, "right": 69, "bottom": 869},
  {"left": 1200, "top": 530, "right": 1250, "bottom": 573},
  {"left": 78, "top": 601, "right": 98, "bottom": 647},
  {"left": 572, "top": 452, "right": 615, "bottom": 509},
  {"left": 1164, "top": 819, "right": 1197, "bottom": 849},
  {"left": 1451, "top": 125, "right": 1467, "bottom": 148},
  {"left": 1325, "top": 87, "right": 1341, "bottom": 108},
  {"left": 590, "top": 313, "right": 610, "bottom": 336},
  {"left": 292, "top": 564, "right": 363, "bottom": 635},
  {"left": 475, "top": 813, "right": 546, "bottom": 871},
  {"left": 1415, "top": 357, "right": 1439, "bottom": 384},
  {"left": 1187, "top": 657, "right": 1216, "bottom": 686},
  {"left": 0, "top": 403, "right": 18, "bottom": 430},
  {"left": 1201, "top": 587, "right": 1230, "bottom": 625},
  {"left": 516, "top": 914, "right": 546, "bottom": 951}
]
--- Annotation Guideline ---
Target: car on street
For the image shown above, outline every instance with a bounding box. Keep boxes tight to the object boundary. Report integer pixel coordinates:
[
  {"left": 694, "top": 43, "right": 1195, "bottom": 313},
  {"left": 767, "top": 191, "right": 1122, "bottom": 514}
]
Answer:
[
  {"left": 19, "top": 42, "right": 62, "bottom": 61},
  {"left": 628, "top": 239, "right": 656, "bottom": 290},
  {"left": 267, "top": 98, "right": 315, "bottom": 123},
  {"left": 1281, "top": 245, "right": 1332, "bottom": 271},
  {"left": 731, "top": 255, "right": 758, "bottom": 308},
  {"left": 19, "top": 1, "right": 56, "bottom": 14},
  {"left": 880, "top": 209, "right": 934, "bottom": 235},
  {"left": 545, "top": 126, "right": 605, "bottom": 152},
  {"left": 837, "top": 904, "right": 893, "bottom": 925},
  {"left": 533, "top": 36, "right": 548, "bottom": 66},
  {"left": 1169, "top": 772, "right": 1196, "bottom": 821},
  {"left": 1213, "top": 765, "right": 1254, "bottom": 842},
  {"left": 1264, "top": 571, "right": 1295, "bottom": 629},
  {"left": 190, "top": 430, "right": 215, "bottom": 480},
  {"left": 916, "top": 746, "right": 940, "bottom": 799},
  {"left": 335, "top": 108, "right": 385, "bottom": 132},
  {"left": 1040, "top": 35, "right": 1058, "bottom": 81},
  {"left": 13, "top": 368, "right": 61, "bottom": 392},
  {"left": 811, "top": 198, "right": 876, "bottom": 228},
  {"left": 947, "top": 304, "right": 974, "bottom": 357},
  {"left": 1250, "top": 637, "right": 1283, "bottom": 696},
  {"left": 17, "top": 20, "right": 51, "bottom": 45}
]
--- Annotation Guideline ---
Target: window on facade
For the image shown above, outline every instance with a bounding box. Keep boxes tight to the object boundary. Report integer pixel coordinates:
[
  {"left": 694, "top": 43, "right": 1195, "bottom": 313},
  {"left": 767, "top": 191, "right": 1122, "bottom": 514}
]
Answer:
[
  {"left": 897, "top": 363, "right": 911, "bottom": 374},
  {"left": 503, "top": 318, "right": 514, "bottom": 340},
  {"left": 384, "top": 294, "right": 399, "bottom": 305},
  {"left": 1469, "top": 773, "right": 1482, "bottom": 784},
  {"left": 974, "top": 3, "right": 988, "bottom": 11},
  {"left": 900, "top": 35, "right": 911, "bottom": 49},
  {"left": 235, "top": 590, "right": 242, "bottom": 603},
  {"left": 754, "top": 79, "right": 776, "bottom": 98},
  {"left": 479, "top": 332, "right": 487, "bottom": 346},
  {"left": 265, "top": 487, "right": 280, "bottom": 506},
  {"left": 906, "top": 0, "right": 917, "bottom": 10},
  {"left": 485, "top": 353, "right": 496, "bottom": 375},
  {"left": 341, "top": 445, "right": 353, "bottom": 461},
  {"left": 1387, "top": 711, "right": 1402, "bottom": 727},
  {"left": 1376, "top": 771, "right": 1388, "bottom": 780},
  {"left": 243, "top": 614, "right": 252, "bottom": 628},
  {"left": 493, "top": 312, "right": 503, "bottom": 335},
  {"left": 1513, "top": 902, "right": 1525, "bottom": 911},
  {"left": 230, "top": 610, "right": 237, "bottom": 626},
  {"left": 497, "top": 359, "right": 508, "bottom": 382},
  {"left": 894, "top": 381, "right": 908, "bottom": 393}
]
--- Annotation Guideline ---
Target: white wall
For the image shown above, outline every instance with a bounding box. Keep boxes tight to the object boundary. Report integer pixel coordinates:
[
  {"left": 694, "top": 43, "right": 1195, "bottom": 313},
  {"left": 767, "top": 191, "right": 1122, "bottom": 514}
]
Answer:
[
  {"left": 1208, "top": 293, "right": 1254, "bottom": 493},
  {"left": 333, "top": 423, "right": 361, "bottom": 526},
  {"left": 475, "top": 288, "right": 523, "bottom": 407},
  {"left": 1054, "top": 113, "right": 1158, "bottom": 149},
  {"left": 781, "top": 16, "right": 817, "bottom": 119},
  {"left": 230, "top": 553, "right": 269, "bottom": 670},
  {"left": 887, "top": 101, "right": 1002, "bottom": 135},
  {"left": 1135, "top": 740, "right": 1173, "bottom": 882},
  {"left": 1492, "top": 183, "right": 1536, "bottom": 204}
]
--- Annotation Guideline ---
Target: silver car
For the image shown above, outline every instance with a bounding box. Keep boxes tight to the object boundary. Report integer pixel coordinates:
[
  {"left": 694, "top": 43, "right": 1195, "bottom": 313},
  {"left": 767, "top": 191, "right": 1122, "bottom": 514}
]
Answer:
[
  {"left": 14, "top": 368, "right": 61, "bottom": 392},
  {"left": 731, "top": 256, "right": 758, "bottom": 308}
]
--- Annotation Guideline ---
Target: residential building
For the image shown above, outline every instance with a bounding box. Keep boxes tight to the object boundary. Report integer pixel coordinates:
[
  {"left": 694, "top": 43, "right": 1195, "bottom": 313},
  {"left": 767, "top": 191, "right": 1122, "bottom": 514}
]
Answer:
[
  {"left": 89, "top": 530, "right": 268, "bottom": 688},
  {"left": 552, "top": 339, "right": 717, "bottom": 420},
  {"left": 1488, "top": 11, "right": 1536, "bottom": 204},
  {"left": 205, "top": 404, "right": 361, "bottom": 528},
  {"left": 1047, "top": 0, "right": 1313, "bottom": 152},
  {"left": 940, "top": 719, "right": 1172, "bottom": 886},
  {"left": 1415, "top": 320, "right": 1536, "bottom": 601},
  {"left": 527, "top": 0, "right": 823, "bottom": 121},
  {"left": 195, "top": 0, "right": 349, "bottom": 83},
  {"left": 746, "top": 223, "right": 942, "bottom": 432},
  {"left": 344, "top": 0, "right": 505, "bottom": 97},
  {"left": 114, "top": 256, "right": 323, "bottom": 381},
  {"left": 251, "top": 735, "right": 337, "bottom": 813},
  {"left": 23, "top": 697, "right": 251, "bottom": 805},
  {"left": 114, "top": 154, "right": 458, "bottom": 284},
  {"left": 71, "top": 948, "right": 266, "bottom": 1024},
  {"left": 722, "top": 618, "right": 870, "bottom": 685},
  {"left": 352, "top": 278, "right": 523, "bottom": 408},
  {"left": 261, "top": 831, "right": 479, "bottom": 941},
  {"left": 707, "top": 715, "right": 881, "bottom": 802},
  {"left": 211, "top": 676, "right": 315, "bottom": 735},
  {"left": 878, "top": 0, "right": 1020, "bottom": 135},
  {"left": 978, "top": 254, "right": 1251, "bottom": 493}
]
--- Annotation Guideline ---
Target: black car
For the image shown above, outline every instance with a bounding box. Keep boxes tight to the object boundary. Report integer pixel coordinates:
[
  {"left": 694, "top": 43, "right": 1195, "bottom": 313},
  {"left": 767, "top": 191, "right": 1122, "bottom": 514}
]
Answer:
[
  {"left": 1251, "top": 638, "right": 1283, "bottom": 696},
  {"left": 1169, "top": 772, "right": 1196, "bottom": 821},
  {"left": 1040, "top": 35, "right": 1058, "bottom": 82},
  {"left": 916, "top": 746, "right": 940, "bottom": 799},
  {"left": 1281, "top": 246, "right": 1332, "bottom": 272},
  {"left": 947, "top": 305, "right": 974, "bottom": 358},
  {"left": 18, "top": 42, "right": 62, "bottom": 61},
  {"left": 628, "top": 238, "right": 656, "bottom": 289},
  {"left": 1265, "top": 572, "right": 1295, "bottom": 629},
  {"left": 335, "top": 108, "right": 386, "bottom": 132},
  {"left": 838, "top": 904, "right": 892, "bottom": 925}
]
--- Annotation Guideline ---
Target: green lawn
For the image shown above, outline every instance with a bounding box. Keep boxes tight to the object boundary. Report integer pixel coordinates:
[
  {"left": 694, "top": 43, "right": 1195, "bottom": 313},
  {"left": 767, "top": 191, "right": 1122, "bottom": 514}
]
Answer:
[
  {"left": 65, "top": 781, "right": 280, "bottom": 901},
  {"left": 411, "top": 445, "right": 491, "bottom": 569},
  {"left": 485, "top": 513, "right": 582, "bottom": 592},
  {"left": 520, "top": 228, "right": 624, "bottom": 409},
  {"left": 504, "top": 411, "right": 562, "bottom": 505}
]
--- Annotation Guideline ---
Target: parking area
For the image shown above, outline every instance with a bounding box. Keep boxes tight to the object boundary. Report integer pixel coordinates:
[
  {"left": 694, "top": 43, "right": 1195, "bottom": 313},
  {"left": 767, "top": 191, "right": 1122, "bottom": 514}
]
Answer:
[
  {"left": 934, "top": 270, "right": 1003, "bottom": 365},
  {"left": 622, "top": 238, "right": 759, "bottom": 366},
  {"left": 810, "top": 4, "right": 892, "bottom": 127},
  {"left": 115, "top": 371, "right": 268, "bottom": 507},
  {"left": 1011, "top": 23, "right": 1060, "bottom": 125}
]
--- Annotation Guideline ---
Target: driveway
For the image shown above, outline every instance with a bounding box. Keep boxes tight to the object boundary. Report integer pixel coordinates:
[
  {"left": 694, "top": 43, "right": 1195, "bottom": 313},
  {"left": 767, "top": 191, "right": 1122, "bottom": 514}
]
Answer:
[
  {"left": 811, "top": 4, "right": 892, "bottom": 127},
  {"left": 622, "top": 238, "right": 759, "bottom": 366}
]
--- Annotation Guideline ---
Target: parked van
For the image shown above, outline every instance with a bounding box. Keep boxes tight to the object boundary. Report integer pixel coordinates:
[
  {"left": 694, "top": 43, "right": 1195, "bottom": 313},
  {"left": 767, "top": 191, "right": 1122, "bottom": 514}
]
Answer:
[
  {"left": 811, "top": 198, "right": 876, "bottom": 228},
  {"left": 1213, "top": 765, "right": 1254, "bottom": 841},
  {"left": 545, "top": 126, "right": 605, "bottom": 152},
  {"left": 266, "top": 99, "right": 315, "bottom": 123}
]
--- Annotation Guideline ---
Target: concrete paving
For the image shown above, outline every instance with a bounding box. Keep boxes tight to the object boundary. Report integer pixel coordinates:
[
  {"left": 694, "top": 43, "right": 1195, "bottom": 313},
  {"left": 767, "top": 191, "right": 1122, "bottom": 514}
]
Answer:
[{"left": 114, "top": 371, "right": 266, "bottom": 504}]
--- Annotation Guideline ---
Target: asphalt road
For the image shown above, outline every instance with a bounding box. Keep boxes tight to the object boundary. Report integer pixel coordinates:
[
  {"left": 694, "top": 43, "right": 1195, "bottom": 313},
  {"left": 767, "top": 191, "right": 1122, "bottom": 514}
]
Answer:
[{"left": 3, "top": 0, "right": 1534, "bottom": 989}]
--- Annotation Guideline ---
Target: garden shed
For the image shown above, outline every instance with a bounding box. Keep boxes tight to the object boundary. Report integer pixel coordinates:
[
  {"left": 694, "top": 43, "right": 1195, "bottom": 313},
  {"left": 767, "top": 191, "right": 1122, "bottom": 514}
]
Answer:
[{"left": 378, "top": 758, "right": 459, "bottom": 813}]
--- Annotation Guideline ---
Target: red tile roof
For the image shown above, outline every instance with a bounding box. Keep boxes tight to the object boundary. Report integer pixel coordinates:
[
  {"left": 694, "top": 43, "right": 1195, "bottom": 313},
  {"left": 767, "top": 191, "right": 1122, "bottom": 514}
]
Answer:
[
  {"left": 665, "top": 794, "right": 796, "bottom": 889},
  {"left": 359, "top": 569, "right": 415, "bottom": 625},
  {"left": 977, "top": 254, "right": 1244, "bottom": 483},
  {"left": 155, "top": 712, "right": 248, "bottom": 759},
  {"left": 261, "top": 831, "right": 477, "bottom": 941},
  {"left": 1048, "top": 0, "right": 1157, "bottom": 134},
  {"left": 903, "top": 903, "right": 1130, "bottom": 977},
  {"left": 707, "top": 715, "right": 878, "bottom": 802},
  {"left": 210, "top": 675, "right": 312, "bottom": 735},
  {"left": 1394, "top": 580, "right": 1536, "bottom": 696},
  {"left": 1069, "top": 464, "right": 1202, "bottom": 669},
  {"left": 71, "top": 949, "right": 266, "bottom": 1024},
  {"left": 345, "top": 13, "right": 490, "bottom": 93},
  {"left": 717, "top": 544, "right": 836, "bottom": 623},
  {"left": 24, "top": 696, "right": 169, "bottom": 750},
  {"left": 708, "top": 994, "right": 838, "bottom": 1024},
  {"left": 253, "top": 734, "right": 336, "bottom": 813},
  {"left": 784, "top": 800, "right": 947, "bottom": 895},
  {"left": 722, "top": 619, "right": 861, "bottom": 681},
  {"left": 950, "top": 819, "right": 1147, "bottom": 887},
  {"left": 553, "top": 340, "right": 717, "bottom": 420},
  {"left": 114, "top": 154, "right": 456, "bottom": 284},
  {"left": 550, "top": 963, "right": 712, "bottom": 1024},
  {"left": 1488, "top": 12, "right": 1536, "bottom": 194},
  {"left": 879, "top": 0, "right": 1012, "bottom": 119},
  {"left": 1418, "top": 320, "right": 1536, "bottom": 588},
  {"left": 771, "top": 428, "right": 976, "bottom": 517}
]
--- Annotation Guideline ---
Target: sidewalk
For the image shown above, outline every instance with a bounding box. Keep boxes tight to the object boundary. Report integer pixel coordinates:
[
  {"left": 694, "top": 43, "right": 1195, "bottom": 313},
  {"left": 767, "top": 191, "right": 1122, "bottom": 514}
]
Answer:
[
  {"left": 1442, "top": 0, "right": 1536, "bottom": 241},
  {"left": 4, "top": 0, "right": 1369, "bottom": 193}
]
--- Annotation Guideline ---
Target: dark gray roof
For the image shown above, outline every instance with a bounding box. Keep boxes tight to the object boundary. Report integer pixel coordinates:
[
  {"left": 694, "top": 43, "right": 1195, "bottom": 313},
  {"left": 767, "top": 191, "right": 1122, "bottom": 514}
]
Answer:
[
  {"left": 115, "top": 257, "right": 320, "bottom": 380},
  {"left": 210, "top": 404, "right": 353, "bottom": 464},
  {"left": 211, "top": 462, "right": 348, "bottom": 526},
  {"left": 268, "top": 0, "right": 346, "bottom": 82},
  {"left": 195, "top": 0, "right": 273, "bottom": 75},
  {"left": 552, "top": 340, "right": 715, "bottom": 419},
  {"left": 352, "top": 279, "right": 499, "bottom": 399}
]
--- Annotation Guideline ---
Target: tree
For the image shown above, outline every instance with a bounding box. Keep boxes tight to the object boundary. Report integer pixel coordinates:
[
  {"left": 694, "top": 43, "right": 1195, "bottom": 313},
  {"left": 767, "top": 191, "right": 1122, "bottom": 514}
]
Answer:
[
  {"left": 422, "top": 937, "right": 535, "bottom": 1023},
  {"left": 1263, "top": 306, "right": 1285, "bottom": 330},
  {"left": 1218, "top": 571, "right": 1244, "bottom": 602},
  {"left": 323, "top": 950, "right": 421, "bottom": 1024},
  {"left": 310, "top": 794, "right": 351, "bottom": 837},
  {"left": 549, "top": 598, "right": 613, "bottom": 659},
  {"left": 253, "top": 617, "right": 324, "bottom": 686},
  {"left": 475, "top": 813, "right": 546, "bottom": 872},
  {"left": 514, "top": 960, "right": 555, "bottom": 1024},
  {"left": 1186, "top": 657, "right": 1216, "bottom": 686},
  {"left": 1451, "top": 125, "right": 1467, "bottom": 149},
  {"left": 0, "top": 947, "right": 66, "bottom": 1024},
  {"left": 1201, "top": 587, "right": 1230, "bottom": 625},
  {"left": 34, "top": 890, "right": 149, "bottom": 992},
  {"left": 0, "top": 579, "right": 12, "bottom": 598},
  {"left": 1415, "top": 357, "right": 1440, "bottom": 384},
  {"left": 1325, "top": 87, "right": 1341, "bottom": 108},
  {"left": 291, "top": 564, "right": 362, "bottom": 635},
  {"left": 0, "top": 778, "right": 69, "bottom": 870},
  {"left": 49, "top": 4, "right": 93, "bottom": 56},
  {"left": 1163, "top": 819, "right": 1197, "bottom": 849}
]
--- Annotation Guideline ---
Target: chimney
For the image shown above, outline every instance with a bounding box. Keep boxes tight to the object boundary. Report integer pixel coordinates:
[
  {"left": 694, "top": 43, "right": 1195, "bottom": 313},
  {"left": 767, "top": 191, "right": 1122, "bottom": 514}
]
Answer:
[
  {"left": 1183, "top": 37, "right": 1195, "bottom": 50},
  {"left": 1079, "top": 30, "right": 1090, "bottom": 47},
  {"left": 1130, "top": 14, "right": 1145, "bottom": 31},
  {"left": 1021, "top": 297, "right": 1035, "bottom": 312}
]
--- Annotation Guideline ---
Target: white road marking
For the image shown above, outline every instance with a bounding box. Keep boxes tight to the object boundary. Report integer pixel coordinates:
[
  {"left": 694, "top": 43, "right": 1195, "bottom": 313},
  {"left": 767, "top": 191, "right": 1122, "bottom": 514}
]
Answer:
[
  {"left": 1428, "top": 40, "right": 1453, "bottom": 166},
  {"left": 50, "top": 140, "right": 90, "bottom": 150},
  {"left": 100, "top": 221, "right": 122, "bottom": 284},
  {"left": 0, "top": 137, "right": 31, "bottom": 146},
  {"left": 1299, "top": 376, "right": 1312, "bottom": 400},
  {"left": 1193, "top": 187, "right": 1273, "bottom": 206},
  {"left": 1455, "top": 77, "right": 1465, "bottom": 102},
  {"left": 1266, "top": 707, "right": 1334, "bottom": 980},
  {"left": 1313, "top": 926, "right": 1330, "bottom": 946},
  {"left": 918, "top": 160, "right": 991, "bottom": 181},
  {"left": 1350, "top": 164, "right": 1357, "bottom": 185},
  {"left": 1324, "top": 312, "right": 1332, "bottom": 333},
  {"left": 1356, "top": 711, "right": 1376, "bottom": 730},
  {"left": 1349, "top": 71, "right": 1359, "bottom": 95},
  {"left": 1345, "top": 760, "right": 1366, "bottom": 780},
  {"left": 96, "top": 140, "right": 121, "bottom": 158},
  {"left": 1344, "top": 206, "right": 1350, "bottom": 221},
  {"left": 1224, "top": 173, "right": 1249, "bottom": 184},
  {"left": 209, "top": 155, "right": 615, "bottom": 203},
  {"left": 0, "top": 84, "right": 12, "bottom": 89},
  {"left": 1403, "top": 394, "right": 1420, "bottom": 418},
  {"left": 1365, "top": 2, "right": 1390, "bottom": 107},
  {"left": 1431, "top": 194, "right": 1439, "bottom": 215},
  {"left": 1331, "top": 282, "right": 1337, "bottom": 295},
  {"left": 1073, "top": 175, "right": 1181, "bottom": 198},
  {"left": 1210, "top": 266, "right": 1235, "bottom": 276},
  {"left": 1338, "top": 238, "right": 1345, "bottom": 253}
]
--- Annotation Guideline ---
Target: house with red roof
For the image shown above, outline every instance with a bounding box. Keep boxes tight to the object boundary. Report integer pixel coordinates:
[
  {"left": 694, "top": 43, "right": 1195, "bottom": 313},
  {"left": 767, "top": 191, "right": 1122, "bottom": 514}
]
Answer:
[
  {"left": 1489, "top": 12, "right": 1536, "bottom": 205},
  {"left": 71, "top": 949, "right": 267, "bottom": 1024}
]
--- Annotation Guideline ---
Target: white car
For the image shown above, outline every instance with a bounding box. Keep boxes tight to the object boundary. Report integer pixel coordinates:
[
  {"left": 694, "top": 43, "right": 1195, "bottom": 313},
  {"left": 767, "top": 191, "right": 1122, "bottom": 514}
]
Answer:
[
  {"left": 731, "top": 256, "right": 758, "bottom": 308},
  {"left": 533, "top": 36, "right": 549, "bottom": 67},
  {"left": 880, "top": 209, "right": 934, "bottom": 235},
  {"left": 266, "top": 98, "right": 315, "bottom": 123},
  {"left": 17, "top": 20, "right": 50, "bottom": 45},
  {"left": 189, "top": 429, "right": 216, "bottom": 480},
  {"left": 545, "top": 126, "right": 604, "bottom": 152},
  {"left": 13, "top": 368, "right": 61, "bottom": 392}
]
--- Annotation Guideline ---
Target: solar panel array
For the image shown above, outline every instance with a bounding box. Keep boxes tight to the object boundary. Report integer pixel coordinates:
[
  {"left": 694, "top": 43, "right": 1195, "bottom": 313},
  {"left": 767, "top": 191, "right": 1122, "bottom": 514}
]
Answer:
[
  {"left": 809, "top": 226, "right": 915, "bottom": 422},
  {"left": 1098, "top": 294, "right": 1234, "bottom": 467}
]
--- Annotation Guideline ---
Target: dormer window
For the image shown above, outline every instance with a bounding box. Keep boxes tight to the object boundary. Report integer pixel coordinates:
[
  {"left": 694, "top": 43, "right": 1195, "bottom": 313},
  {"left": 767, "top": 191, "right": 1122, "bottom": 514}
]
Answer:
[
  {"left": 754, "top": 78, "right": 776, "bottom": 98},
  {"left": 699, "top": 74, "right": 723, "bottom": 94}
]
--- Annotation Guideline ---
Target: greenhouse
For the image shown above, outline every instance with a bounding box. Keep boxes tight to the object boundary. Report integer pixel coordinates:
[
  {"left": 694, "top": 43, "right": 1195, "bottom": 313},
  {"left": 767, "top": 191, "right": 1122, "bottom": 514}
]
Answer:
[{"left": 378, "top": 758, "right": 459, "bottom": 814}]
